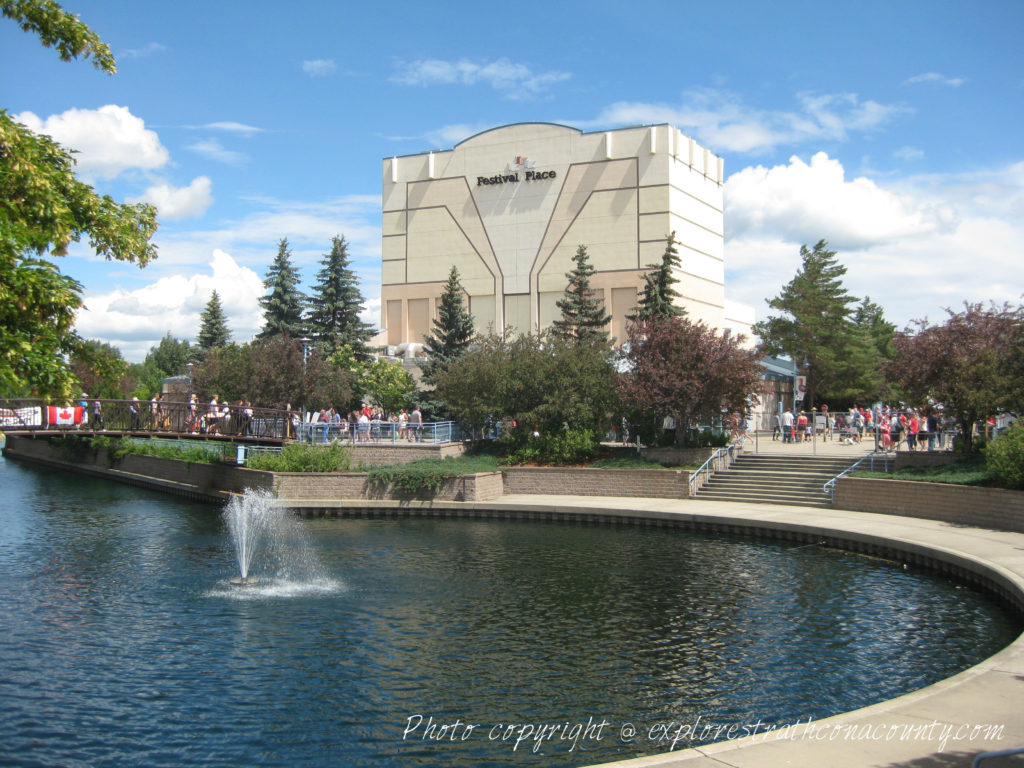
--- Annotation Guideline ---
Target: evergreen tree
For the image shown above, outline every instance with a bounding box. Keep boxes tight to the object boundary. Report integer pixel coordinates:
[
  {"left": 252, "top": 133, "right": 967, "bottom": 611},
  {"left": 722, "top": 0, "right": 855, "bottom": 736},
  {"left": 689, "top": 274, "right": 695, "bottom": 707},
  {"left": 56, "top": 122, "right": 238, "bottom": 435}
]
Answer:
[
  {"left": 306, "top": 235, "right": 375, "bottom": 359},
  {"left": 551, "top": 245, "right": 611, "bottom": 343},
  {"left": 421, "top": 266, "right": 475, "bottom": 385},
  {"left": 197, "top": 290, "right": 231, "bottom": 349},
  {"left": 753, "top": 240, "right": 858, "bottom": 408},
  {"left": 629, "top": 231, "right": 684, "bottom": 321},
  {"left": 257, "top": 238, "right": 305, "bottom": 340}
]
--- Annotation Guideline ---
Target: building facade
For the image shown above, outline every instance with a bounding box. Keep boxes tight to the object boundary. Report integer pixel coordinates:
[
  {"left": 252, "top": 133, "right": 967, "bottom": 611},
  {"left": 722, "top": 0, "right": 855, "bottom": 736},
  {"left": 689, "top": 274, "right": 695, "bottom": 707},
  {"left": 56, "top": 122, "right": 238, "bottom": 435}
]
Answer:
[{"left": 381, "top": 122, "right": 752, "bottom": 345}]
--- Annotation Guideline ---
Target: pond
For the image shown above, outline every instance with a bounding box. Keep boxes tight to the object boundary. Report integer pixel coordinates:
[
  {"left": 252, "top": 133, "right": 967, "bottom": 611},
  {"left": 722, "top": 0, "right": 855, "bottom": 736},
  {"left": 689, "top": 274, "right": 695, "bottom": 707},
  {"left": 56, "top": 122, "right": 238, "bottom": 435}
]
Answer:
[{"left": 0, "top": 455, "right": 1019, "bottom": 767}]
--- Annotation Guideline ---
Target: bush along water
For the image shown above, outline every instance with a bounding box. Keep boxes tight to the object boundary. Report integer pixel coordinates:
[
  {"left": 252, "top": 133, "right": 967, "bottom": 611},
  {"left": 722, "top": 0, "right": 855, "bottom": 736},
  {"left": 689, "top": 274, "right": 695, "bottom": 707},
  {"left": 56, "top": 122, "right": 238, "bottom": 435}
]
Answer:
[
  {"left": 498, "top": 427, "right": 600, "bottom": 466},
  {"left": 986, "top": 424, "right": 1024, "bottom": 490},
  {"left": 246, "top": 443, "right": 352, "bottom": 473}
]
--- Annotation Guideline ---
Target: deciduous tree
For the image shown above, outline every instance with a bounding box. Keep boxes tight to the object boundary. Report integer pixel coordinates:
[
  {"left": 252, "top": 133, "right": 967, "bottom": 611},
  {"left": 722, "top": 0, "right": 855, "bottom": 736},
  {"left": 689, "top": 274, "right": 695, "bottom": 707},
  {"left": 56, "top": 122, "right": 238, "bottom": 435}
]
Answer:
[
  {"left": 886, "top": 303, "right": 1023, "bottom": 453},
  {"left": 70, "top": 338, "right": 129, "bottom": 398},
  {"left": 617, "top": 316, "right": 761, "bottom": 444},
  {"left": 361, "top": 359, "right": 415, "bottom": 415},
  {"left": 1, "top": 1, "right": 158, "bottom": 397}
]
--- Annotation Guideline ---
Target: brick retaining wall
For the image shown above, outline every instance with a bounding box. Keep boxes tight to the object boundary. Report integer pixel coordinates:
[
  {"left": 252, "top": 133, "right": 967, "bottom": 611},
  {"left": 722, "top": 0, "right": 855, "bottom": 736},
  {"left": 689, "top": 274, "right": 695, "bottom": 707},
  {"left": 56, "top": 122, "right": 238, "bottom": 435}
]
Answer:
[
  {"left": 273, "top": 471, "right": 503, "bottom": 502},
  {"left": 347, "top": 442, "right": 466, "bottom": 466},
  {"left": 502, "top": 467, "right": 691, "bottom": 498},
  {"left": 834, "top": 476, "right": 1024, "bottom": 533}
]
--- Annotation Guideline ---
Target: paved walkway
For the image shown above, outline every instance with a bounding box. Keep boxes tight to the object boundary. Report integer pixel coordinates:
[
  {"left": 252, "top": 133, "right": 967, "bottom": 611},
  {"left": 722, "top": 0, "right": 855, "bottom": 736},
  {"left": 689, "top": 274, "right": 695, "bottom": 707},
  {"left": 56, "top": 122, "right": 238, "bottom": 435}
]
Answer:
[{"left": 466, "top": 494, "right": 1023, "bottom": 768}]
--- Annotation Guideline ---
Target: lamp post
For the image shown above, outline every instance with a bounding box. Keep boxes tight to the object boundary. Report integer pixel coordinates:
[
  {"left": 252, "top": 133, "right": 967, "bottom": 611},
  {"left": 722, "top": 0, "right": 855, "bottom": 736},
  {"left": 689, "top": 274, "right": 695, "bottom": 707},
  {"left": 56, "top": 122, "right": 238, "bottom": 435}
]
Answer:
[{"left": 300, "top": 337, "right": 311, "bottom": 426}]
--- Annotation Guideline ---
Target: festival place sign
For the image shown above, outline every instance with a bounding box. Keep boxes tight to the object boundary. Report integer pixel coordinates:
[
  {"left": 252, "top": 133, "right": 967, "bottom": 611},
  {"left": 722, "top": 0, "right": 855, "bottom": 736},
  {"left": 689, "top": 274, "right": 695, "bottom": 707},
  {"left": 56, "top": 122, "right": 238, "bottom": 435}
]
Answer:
[{"left": 476, "top": 156, "right": 557, "bottom": 186}]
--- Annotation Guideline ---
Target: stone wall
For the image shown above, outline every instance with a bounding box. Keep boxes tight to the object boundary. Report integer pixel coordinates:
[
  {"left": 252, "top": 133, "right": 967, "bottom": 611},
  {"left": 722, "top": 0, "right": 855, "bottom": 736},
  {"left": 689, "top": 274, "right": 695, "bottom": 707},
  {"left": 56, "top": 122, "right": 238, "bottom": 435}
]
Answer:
[
  {"left": 347, "top": 442, "right": 466, "bottom": 466},
  {"left": 502, "top": 467, "right": 691, "bottom": 498},
  {"left": 834, "top": 476, "right": 1024, "bottom": 533},
  {"left": 273, "top": 471, "right": 503, "bottom": 502},
  {"left": 2, "top": 435, "right": 271, "bottom": 501}
]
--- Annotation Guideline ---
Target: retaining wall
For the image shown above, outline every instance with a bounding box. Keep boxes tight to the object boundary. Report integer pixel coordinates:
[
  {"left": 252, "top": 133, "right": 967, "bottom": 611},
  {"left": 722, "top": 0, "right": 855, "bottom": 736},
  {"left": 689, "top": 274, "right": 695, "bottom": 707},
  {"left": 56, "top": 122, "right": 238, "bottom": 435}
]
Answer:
[
  {"left": 347, "top": 442, "right": 466, "bottom": 466},
  {"left": 502, "top": 467, "right": 691, "bottom": 498},
  {"left": 834, "top": 476, "right": 1024, "bottom": 533},
  {"left": 273, "top": 470, "right": 503, "bottom": 502}
]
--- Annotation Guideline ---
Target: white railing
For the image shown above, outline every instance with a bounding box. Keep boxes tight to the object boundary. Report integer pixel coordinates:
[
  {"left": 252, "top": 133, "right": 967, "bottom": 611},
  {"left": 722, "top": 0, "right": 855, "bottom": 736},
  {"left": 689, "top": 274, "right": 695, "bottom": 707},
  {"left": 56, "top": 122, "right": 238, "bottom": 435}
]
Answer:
[{"left": 823, "top": 452, "right": 893, "bottom": 499}]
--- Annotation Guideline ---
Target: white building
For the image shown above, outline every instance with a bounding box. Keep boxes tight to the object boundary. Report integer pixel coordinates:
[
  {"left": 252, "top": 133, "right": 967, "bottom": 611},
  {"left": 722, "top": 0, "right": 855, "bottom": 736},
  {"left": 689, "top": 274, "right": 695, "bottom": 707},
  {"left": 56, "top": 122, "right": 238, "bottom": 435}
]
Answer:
[{"left": 381, "top": 122, "right": 753, "bottom": 345}]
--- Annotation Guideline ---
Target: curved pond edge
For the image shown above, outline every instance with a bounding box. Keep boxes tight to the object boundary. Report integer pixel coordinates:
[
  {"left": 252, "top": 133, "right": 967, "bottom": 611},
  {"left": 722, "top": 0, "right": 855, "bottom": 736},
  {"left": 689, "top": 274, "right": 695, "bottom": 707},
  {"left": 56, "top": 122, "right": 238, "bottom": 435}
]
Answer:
[{"left": 286, "top": 495, "right": 1024, "bottom": 768}]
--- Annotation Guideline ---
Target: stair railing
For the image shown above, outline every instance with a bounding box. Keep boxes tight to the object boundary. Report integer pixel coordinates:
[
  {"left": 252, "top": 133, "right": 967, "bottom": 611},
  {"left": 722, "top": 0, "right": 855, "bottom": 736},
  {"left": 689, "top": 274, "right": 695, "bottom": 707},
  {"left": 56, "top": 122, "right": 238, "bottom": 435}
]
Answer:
[
  {"left": 688, "top": 439, "right": 745, "bottom": 497},
  {"left": 823, "top": 452, "right": 892, "bottom": 500}
]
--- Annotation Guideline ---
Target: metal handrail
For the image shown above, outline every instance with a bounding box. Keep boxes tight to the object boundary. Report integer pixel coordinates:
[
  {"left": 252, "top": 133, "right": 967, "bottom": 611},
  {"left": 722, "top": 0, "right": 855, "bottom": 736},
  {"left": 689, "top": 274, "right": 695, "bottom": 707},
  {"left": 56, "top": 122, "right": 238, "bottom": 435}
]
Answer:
[
  {"left": 688, "top": 440, "right": 744, "bottom": 497},
  {"left": 823, "top": 451, "right": 893, "bottom": 498}
]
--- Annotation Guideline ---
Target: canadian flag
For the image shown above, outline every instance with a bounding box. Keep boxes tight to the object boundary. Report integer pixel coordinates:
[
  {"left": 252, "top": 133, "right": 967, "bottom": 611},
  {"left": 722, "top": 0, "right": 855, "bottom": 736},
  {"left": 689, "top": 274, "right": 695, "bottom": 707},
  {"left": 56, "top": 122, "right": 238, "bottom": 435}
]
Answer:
[{"left": 48, "top": 406, "right": 85, "bottom": 425}]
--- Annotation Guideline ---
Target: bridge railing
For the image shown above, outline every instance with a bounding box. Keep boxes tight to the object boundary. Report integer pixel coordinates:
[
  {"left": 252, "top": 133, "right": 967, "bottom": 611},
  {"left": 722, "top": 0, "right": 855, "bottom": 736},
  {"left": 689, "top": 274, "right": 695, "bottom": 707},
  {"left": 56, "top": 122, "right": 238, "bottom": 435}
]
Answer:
[{"left": 0, "top": 398, "right": 296, "bottom": 441}]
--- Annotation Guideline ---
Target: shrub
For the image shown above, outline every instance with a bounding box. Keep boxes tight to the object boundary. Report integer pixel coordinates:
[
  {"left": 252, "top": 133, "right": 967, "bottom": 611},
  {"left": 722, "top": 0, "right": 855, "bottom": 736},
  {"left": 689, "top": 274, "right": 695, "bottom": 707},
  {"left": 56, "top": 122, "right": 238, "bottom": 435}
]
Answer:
[
  {"left": 365, "top": 455, "right": 497, "bottom": 493},
  {"left": 247, "top": 443, "right": 352, "bottom": 473},
  {"left": 500, "top": 427, "right": 600, "bottom": 466},
  {"left": 683, "top": 428, "right": 730, "bottom": 448},
  {"left": 986, "top": 424, "right": 1024, "bottom": 490}
]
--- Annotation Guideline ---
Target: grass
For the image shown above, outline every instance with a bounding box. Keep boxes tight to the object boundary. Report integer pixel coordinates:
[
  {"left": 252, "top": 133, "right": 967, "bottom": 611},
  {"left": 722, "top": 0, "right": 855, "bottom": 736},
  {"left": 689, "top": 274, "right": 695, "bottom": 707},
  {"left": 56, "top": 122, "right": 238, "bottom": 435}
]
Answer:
[
  {"left": 590, "top": 454, "right": 686, "bottom": 470},
  {"left": 853, "top": 453, "right": 992, "bottom": 486}
]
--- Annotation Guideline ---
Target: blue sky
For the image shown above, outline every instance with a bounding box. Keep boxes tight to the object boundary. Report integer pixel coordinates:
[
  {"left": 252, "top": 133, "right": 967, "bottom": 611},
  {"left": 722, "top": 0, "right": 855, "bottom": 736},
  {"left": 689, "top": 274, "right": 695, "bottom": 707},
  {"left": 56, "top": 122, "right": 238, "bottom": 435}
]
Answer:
[{"left": 3, "top": 0, "right": 1022, "bottom": 361}]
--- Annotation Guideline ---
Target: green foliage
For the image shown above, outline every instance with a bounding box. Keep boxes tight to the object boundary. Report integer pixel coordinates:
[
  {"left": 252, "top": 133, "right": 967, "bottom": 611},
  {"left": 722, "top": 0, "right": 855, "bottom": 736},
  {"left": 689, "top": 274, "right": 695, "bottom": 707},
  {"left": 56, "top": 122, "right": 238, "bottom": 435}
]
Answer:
[
  {"left": 120, "top": 438, "right": 231, "bottom": 464},
  {"left": 0, "top": 5, "right": 157, "bottom": 398},
  {"left": 366, "top": 454, "right": 498, "bottom": 493},
  {"left": 986, "top": 425, "right": 1024, "bottom": 490},
  {"left": 499, "top": 427, "right": 600, "bottom": 466},
  {"left": 753, "top": 240, "right": 862, "bottom": 408},
  {"left": 683, "top": 428, "right": 731, "bottom": 448},
  {"left": 197, "top": 290, "right": 231, "bottom": 349},
  {"left": 420, "top": 265, "right": 475, "bottom": 388},
  {"left": 193, "top": 342, "right": 250, "bottom": 403},
  {"left": 306, "top": 235, "right": 375, "bottom": 359},
  {"left": 590, "top": 454, "right": 676, "bottom": 469},
  {"left": 258, "top": 238, "right": 305, "bottom": 340},
  {"left": 247, "top": 443, "right": 353, "bottom": 473},
  {"left": 434, "top": 331, "right": 619, "bottom": 437},
  {"left": 629, "top": 231, "right": 684, "bottom": 321},
  {"left": 855, "top": 453, "right": 991, "bottom": 486},
  {"left": 70, "top": 338, "right": 128, "bottom": 398},
  {"left": 360, "top": 359, "right": 414, "bottom": 415},
  {"left": 551, "top": 245, "right": 611, "bottom": 343},
  {"left": 128, "top": 333, "right": 192, "bottom": 398},
  {"left": 1, "top": 0, "right": 117, "bottom": 73}
]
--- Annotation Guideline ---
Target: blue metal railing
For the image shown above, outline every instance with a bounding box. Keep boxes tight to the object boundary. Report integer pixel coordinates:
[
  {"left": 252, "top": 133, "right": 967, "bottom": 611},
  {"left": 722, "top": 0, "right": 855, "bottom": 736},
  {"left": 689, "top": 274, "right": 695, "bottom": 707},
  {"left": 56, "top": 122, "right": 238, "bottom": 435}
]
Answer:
[
  {"left": 688, "top": 440, "right": 745, "bottom": 497},
  {"left": 295, "top": 420, "right": 458, "bottom": 445}
]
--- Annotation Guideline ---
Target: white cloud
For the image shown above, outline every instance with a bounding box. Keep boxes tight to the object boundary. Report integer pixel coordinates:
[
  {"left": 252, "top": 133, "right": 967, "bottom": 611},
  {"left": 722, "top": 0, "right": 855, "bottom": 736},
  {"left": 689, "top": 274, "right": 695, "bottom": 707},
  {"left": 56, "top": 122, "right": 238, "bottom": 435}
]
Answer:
[
  {"left": 128, "top": 176, "right": 213, "bottom": 221},
  {"left": 187, "top": 138, "right": 248, "bottom": 165},
  {"left": 303, "top": 59, "right": 337, "bottom": 77},
  {"left": 15, "top": 105, "right": 169, "bottom": 180},
  {"left": 202, "top": 121, "right": 265, "bottom": 136},
  {"left": 722, "top": 155, "right": 1024, "bottom": 331},
  {"left": 119, "top": 42, "right": 167, "bottom": 59},
  {"left": 574, "top": 87, "right": 910, "bottom": 155},
  {"left": 904, "top": 72, "right": 967, "bottom": 87},
  {"left": 893, "top": 146, "right": 925, "bottom": 161},
  {"left": 392, "top": 57, "right": 571, "bottom": 99},
  {"left": 725, "top": 151, "right": 954, "bottom": 248},
  {"left": 425, "top": 123, "right": 491, "bottom": 147},
  {"left": 76, "top": 250, "right": 265, "bottom": 362}
]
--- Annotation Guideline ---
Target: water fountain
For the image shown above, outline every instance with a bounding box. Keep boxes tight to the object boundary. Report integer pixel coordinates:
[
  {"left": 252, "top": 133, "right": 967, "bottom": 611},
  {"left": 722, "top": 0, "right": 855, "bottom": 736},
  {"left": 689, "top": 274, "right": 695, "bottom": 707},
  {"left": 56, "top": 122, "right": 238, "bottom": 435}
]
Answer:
[{"left": 223, "top": 487, "right": 331, "bottom": 590}]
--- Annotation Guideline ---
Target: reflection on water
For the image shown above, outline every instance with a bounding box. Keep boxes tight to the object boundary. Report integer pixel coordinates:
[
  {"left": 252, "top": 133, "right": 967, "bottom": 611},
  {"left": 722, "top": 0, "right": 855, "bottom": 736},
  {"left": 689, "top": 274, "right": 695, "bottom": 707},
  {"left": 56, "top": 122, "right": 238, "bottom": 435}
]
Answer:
[{"left": 0, "top": 455, "right": 1019, "bottom": 767}]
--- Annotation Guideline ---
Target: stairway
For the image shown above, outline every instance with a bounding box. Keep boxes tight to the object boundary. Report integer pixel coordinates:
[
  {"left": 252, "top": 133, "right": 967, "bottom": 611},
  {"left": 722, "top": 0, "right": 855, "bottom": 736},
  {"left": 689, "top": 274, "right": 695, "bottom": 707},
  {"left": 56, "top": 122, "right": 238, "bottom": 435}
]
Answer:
[{"left": 695, "top": 453, "right": 859, "bottom": 507}]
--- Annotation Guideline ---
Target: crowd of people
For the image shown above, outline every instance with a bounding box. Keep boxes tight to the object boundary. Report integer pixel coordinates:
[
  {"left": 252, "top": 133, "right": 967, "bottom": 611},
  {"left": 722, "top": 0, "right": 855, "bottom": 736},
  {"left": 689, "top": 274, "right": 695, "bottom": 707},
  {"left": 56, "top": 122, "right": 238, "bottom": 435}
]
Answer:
[
  {"left": 773, "top": 404, "right": 956, "bottom": 452},
  {"left": 302, "top": 404, "right": 424, "bottom": 443}
]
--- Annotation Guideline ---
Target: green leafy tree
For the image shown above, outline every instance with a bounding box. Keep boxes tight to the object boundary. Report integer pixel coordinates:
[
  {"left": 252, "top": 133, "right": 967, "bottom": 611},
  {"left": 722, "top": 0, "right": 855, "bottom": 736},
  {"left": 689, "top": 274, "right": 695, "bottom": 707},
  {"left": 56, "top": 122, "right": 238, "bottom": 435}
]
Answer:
[
  {"left": 629, "top": 231, "right": 684, "bottom": 321},
  {"left": 127, "top": 333, "right": 192, "bottom": 398},
  {"left": 1, "top": 1, "right": 158, "bottom": 398},
  {"left": 70, "top": 338, "right": 129, "bottom": 398},
  {"left": 420, "top": 266, "right": 475, "bottom": 385},
  {"left": 192, "top": 342, "right": 250, "bottom": 404},
  {"left": 551, "top": 245, "right": 611, "bottom": 344},
  {"left": 257, "top": 238, "right": 305, "bottom": 340},
  {"left": 247, "top": 335, "right": 355, "bottom": 411},
  {"left": 434, "top": 331, "right": 618, "bottom": 439},
  {"left": 753, "top": 240, "right": 858, "bottom": 408},
  {"left": 306, "top": 235, "right": 375, "bottom": 359},
  {"left": 361, "top": 359, "right": 415, "bottom": 415},
  {"left": 197, "top": 290, "right": 231, "bottom": 349}
]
